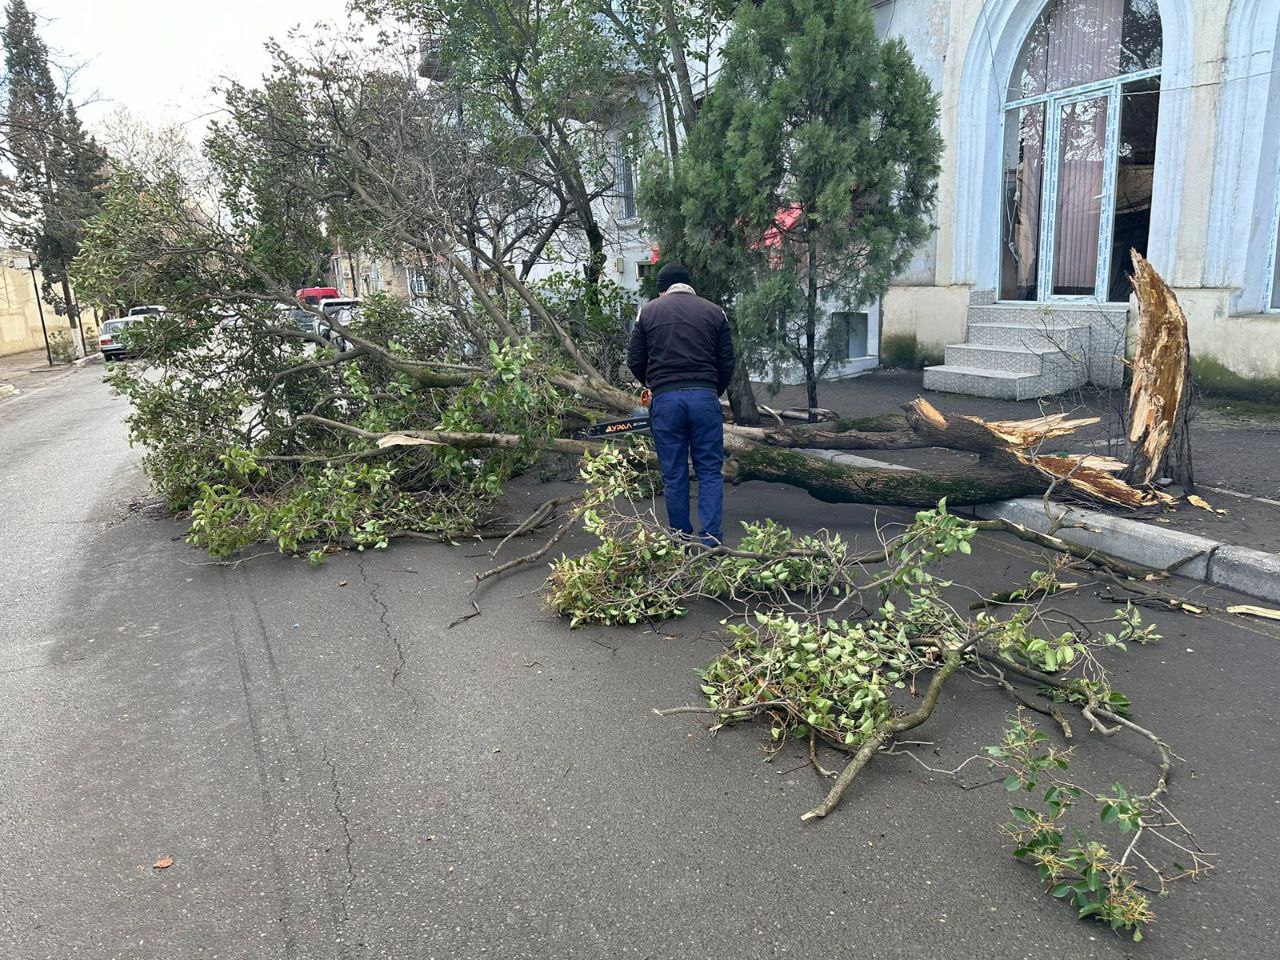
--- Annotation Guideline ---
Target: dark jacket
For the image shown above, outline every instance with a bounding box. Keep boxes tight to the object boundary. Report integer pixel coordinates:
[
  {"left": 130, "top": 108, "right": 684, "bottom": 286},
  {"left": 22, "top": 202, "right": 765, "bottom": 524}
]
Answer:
[{"left": 627, "top": 291, "right": 736, "bottom": 396}]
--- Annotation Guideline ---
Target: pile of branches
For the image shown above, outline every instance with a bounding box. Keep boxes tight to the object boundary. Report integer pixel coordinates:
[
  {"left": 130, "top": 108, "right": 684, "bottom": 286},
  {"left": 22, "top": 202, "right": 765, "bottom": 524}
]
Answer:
[{"left": 523, "top": 447, "right": 1213, "bottom": 941}]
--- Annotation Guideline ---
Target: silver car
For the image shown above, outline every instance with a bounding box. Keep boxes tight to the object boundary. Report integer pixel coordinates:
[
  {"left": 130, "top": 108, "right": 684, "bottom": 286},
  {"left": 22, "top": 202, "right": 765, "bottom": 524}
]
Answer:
[{"left": 99, "top": 318, "right": 139, "bottom": 361}]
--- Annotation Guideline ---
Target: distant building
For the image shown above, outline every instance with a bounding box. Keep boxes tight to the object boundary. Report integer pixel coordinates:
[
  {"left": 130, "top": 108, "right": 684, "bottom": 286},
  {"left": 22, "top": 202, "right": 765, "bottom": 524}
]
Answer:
[
  {"left": 325, "top": 242, "right": 440, "bottom": 304},
  {"left": 0, "top": 249, "right": 90, "bottom": 358}
]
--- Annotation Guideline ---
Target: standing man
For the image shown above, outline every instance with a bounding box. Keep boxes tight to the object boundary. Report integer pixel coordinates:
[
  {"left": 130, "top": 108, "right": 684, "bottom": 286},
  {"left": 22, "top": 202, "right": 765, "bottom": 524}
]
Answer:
[{"left": 627, "top": 263, "right": 736, "bottom": 546}]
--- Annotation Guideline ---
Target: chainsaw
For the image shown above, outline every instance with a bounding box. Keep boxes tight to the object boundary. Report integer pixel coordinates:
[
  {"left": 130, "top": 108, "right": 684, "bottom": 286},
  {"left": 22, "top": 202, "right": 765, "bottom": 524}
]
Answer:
[
  {"left": 572, "top": 389, "right": 652, "bottom": 439},
  {"left": 573, "top": 413, "right": 650, "bottom": 439}
]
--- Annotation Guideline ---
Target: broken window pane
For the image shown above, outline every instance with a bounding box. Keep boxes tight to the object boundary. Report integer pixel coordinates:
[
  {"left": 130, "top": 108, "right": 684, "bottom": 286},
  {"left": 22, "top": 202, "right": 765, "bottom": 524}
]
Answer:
[{"left": 1108, "top": 77, "right": 1160, "bottom": 302}]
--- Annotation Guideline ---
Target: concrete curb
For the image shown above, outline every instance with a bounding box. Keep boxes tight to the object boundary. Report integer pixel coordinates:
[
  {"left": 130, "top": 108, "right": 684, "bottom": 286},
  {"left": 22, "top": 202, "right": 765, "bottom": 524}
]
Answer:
[
  {"left": 808, "top": 447, "right": 1280, "bottom": 606},
  {"left": 73, "top": 352, "right": 104, "bottom": 368},
  {"left": 971, "top": 497, "right": 1280, "bottom": 606}
]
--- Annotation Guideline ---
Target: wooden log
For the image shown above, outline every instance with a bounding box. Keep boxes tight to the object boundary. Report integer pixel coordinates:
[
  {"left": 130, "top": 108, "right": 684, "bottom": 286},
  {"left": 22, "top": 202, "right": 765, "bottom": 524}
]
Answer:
[{"left": 723, "top": 436, "right": 1045, "bottom": 507}]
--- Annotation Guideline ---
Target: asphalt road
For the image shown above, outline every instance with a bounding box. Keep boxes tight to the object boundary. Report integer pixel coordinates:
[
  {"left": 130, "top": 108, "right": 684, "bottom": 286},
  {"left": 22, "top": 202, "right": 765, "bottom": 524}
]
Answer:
[{"left": 1, "top": 368, "right": 1277, "bottom": 959}]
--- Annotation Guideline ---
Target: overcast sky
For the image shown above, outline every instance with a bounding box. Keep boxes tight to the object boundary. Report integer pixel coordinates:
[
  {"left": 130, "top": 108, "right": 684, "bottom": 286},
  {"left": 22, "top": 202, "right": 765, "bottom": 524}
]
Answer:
[{"left": 35, "top": 0, "right": 356, "bottom": 134}]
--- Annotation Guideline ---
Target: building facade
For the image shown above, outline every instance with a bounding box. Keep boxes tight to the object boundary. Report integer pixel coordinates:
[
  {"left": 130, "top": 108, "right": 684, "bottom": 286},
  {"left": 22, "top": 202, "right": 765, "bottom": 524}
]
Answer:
[
  {"left": 326, "top": 243, "right": 438, "bottom": 304},
  {"left": 600, "top": 0, "right": 1280, "bottom": 395}
]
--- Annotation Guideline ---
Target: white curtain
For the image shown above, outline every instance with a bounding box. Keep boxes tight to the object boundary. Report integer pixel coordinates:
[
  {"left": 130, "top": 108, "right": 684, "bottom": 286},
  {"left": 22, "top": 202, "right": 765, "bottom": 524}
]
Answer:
[
  {"left": 1053, "top": 96, "right": 1109, "bottom": 294},
  {"left": 1047, "top": 0, "right": 1123, "bottom": 294}
]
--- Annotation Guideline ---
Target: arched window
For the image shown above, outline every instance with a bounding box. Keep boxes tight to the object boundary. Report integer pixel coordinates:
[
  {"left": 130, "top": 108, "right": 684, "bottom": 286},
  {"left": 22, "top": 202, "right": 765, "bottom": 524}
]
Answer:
[{"left": 999, "top": 0, "right": 1162, "bottom": 302}]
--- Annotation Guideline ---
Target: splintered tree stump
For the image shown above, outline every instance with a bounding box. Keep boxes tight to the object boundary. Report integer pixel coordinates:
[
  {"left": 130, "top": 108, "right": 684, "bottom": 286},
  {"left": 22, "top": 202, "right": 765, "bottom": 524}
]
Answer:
[{"left": 1122, "top": 251, "right": 1194, "bottom": 491}]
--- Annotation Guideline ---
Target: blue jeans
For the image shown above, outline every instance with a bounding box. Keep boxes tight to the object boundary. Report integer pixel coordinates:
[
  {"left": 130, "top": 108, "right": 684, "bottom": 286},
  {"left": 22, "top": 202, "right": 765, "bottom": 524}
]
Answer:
[{"left": 649, "top": 388, "right": 725, "bottom": 544}]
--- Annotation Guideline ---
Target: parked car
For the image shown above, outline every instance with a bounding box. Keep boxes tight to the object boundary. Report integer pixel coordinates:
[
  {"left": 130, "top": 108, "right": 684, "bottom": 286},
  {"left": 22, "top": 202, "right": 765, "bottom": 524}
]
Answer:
[
  {"left": 296, "top": 286, "right": 339, "bottom": 306},
  {"left": 127, "top": 305, "right": 166, "bottom": 317},
  {"left": 287, "top": 305, "right": 319, "bottom": 335},
  {"left": 99, "top": 318, "right": 139, "bottom": 361},
  {"left": 317, "top": 297, "right": 360, "bottom": 350}
]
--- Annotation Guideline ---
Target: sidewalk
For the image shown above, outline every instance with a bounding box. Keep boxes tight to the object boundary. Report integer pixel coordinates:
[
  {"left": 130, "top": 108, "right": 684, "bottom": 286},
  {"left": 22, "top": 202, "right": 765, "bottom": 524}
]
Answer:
[
  {"left": 0, "top": 347, "right": 97, "bottom": 402},
  {"left": 760, "top": 369, "right": 1280, "bottom": 555}
]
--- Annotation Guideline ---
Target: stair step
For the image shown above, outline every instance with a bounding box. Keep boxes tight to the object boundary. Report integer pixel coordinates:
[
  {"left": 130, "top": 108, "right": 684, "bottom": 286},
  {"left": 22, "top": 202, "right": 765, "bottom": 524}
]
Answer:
[
  {"left": 966, "top": 322, "right": 1089, "bottom": 357},
  {"left": 944, "top": 343, "right": 1050, "bottom": 376},
  {"left": 922, "top": 364, "right": 1086, "bottom": 401}
]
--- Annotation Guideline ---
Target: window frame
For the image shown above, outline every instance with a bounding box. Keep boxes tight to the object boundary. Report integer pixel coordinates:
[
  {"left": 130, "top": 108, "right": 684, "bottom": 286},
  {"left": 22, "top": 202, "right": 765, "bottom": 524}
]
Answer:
[
  {"left": 615, "top": 145, "right": 639, "bottom": 224},
  {"left": 998, "top": 0, "right": 1163, "bottom": 305}
]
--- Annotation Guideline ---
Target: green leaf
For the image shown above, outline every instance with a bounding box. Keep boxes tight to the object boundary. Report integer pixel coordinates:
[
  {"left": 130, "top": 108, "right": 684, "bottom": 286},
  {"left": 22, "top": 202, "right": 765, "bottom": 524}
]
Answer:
[{"left": 1003, "top": 775, "right": 1022, "bottom": 792}]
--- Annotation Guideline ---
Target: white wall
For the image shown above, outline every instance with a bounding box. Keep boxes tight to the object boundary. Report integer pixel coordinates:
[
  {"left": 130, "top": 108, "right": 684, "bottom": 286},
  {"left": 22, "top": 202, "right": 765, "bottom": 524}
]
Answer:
[{"left": 873, "top": 0, "right": 1280, "bottom": 381}]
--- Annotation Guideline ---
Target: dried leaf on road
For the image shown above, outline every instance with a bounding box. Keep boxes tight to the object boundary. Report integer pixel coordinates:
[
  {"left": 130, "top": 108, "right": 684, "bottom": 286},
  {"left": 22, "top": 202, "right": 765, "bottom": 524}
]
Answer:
[
  {"left": 152, "top": 856, "right": 174, "bottom": 869},
  {"left": 1186, "top": 494, "right": 1227, "bottom": 515}
]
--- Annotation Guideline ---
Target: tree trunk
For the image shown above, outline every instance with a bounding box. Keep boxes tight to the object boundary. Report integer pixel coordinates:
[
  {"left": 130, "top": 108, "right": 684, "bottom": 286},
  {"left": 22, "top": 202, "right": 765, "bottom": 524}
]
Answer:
[
  {"left": 727, "top": 357, "right": 763, "bottom": 426},
  {"left": 724, "top": 440, "right": 1044, "bottom": 507},
  {"left": 659, "top": 0, "right": 700, "bottom": 133},
  {"left": 1122, "top": 251, "right": 1194, "bottom": 490},
  {"left": 60, "top": 270, "right": 85, "bottom": 356},
  {"left": 720, "top": 398, "right": 1168, "bottom": 510},
  {"left": 804, "top": 249, "right": 820, "bottom": 422}
]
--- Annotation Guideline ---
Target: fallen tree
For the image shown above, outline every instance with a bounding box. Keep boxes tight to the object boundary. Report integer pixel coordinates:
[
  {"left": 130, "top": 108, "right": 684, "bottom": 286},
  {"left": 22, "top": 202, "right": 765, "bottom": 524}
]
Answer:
[
  {"left": 69, "top": 24, "right": 1223, "bottom": 944},
  {"left": 72, "top": 30, "right": 1186, "bottom": 550}
]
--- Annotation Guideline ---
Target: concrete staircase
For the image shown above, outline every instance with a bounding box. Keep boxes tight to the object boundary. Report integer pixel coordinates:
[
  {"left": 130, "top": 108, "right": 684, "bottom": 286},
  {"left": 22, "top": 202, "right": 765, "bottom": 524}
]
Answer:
[{"left": 924, "top": 302, "right": 1127, "bottom": 399}]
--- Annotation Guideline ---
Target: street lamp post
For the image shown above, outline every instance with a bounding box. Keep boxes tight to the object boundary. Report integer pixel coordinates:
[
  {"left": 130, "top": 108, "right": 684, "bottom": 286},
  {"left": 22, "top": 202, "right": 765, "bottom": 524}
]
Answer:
[{"left": 11, "top": 256, "right": 52, "bottom": 366}]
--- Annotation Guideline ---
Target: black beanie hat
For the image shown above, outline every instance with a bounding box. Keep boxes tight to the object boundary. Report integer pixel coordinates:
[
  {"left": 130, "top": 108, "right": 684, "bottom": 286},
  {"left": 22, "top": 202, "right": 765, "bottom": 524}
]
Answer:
[{"left": 656, "top": 262, "right": 691, "bottom": 293}]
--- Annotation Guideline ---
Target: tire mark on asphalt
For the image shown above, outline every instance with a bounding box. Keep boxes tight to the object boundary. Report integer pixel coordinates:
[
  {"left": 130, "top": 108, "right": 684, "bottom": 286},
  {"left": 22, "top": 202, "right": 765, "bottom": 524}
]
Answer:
[
  {"left": 220, "top": 569, "right": 304, "bottom": 958},
  {"left": 224, "top": 565, "right": 349, "bottom": 958}
]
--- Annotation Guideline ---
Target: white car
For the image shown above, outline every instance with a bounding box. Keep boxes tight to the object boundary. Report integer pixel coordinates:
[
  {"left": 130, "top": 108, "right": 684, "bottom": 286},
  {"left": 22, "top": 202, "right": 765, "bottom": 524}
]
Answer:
[{"left": 317, "top": 298, "right": 360, "bottom": 350}]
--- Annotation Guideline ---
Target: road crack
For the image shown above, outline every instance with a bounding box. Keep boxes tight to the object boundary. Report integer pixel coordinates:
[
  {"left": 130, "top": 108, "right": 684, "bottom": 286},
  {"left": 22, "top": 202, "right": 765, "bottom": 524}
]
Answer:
[
  {"left": 322, "top": 746, "right": 356, "bottom": 923},
  {"left": 357, "top": 554, "right": 406, "bottom": 686}
]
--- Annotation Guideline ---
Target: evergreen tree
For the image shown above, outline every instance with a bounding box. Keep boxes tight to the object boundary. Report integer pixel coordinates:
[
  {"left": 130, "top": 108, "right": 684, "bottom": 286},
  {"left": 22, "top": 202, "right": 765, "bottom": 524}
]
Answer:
[
  {"left": 643, "top": 0, "right": 941, "bottom": 417},
  {"left": 1, "top": 0, "right": 109, "bottom": 347}
]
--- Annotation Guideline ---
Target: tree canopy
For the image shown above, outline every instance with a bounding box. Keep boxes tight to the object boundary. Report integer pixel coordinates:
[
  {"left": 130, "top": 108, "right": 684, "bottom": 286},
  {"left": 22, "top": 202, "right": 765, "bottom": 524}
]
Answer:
[{"left": 1, "top": 0, "right": 109, "bottom": 337}]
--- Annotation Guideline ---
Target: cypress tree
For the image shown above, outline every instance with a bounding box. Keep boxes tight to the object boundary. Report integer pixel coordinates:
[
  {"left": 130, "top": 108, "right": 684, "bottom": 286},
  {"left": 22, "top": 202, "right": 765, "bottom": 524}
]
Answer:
[
  {"left": 643, "top": 0, "right": 941, "bottom": 417},
  {"left": 2, "top": 0, "right": 109, "bottom": 349}
]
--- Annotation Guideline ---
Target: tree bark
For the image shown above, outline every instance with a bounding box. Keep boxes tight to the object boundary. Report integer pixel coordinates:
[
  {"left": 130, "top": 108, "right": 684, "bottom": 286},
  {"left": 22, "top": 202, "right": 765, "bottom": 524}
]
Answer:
[
  {"left": 658, "top": 0, "right": 700, "bottom": 133},
  {"left": 726, "top": 355, "right": 762, "bottom": 427},
  {"left": 723, "top": 440, "right": 1045, "bottom": 507},
  {"left": 804, "top": 247, "right": 820, "bottom": 421}
]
